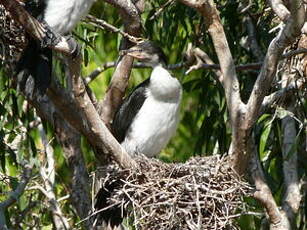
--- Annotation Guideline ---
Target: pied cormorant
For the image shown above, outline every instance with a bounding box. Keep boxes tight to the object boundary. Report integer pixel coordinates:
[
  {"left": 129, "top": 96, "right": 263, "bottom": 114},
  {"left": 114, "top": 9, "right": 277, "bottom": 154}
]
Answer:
[
  {"left": 112, "top": 41, "right": 182, "bottom": 158},
  {"left": 17, "top": 0, "right": 95, "bottom": 93},
  {"left": 94, "top": 41, "right": 182, "bottom": 228}
]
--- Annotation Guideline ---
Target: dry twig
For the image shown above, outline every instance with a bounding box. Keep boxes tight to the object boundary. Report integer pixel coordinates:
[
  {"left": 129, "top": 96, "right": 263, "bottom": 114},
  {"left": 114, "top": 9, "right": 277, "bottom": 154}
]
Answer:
[{"left": 94, "top": 156, "right": 252, "bottom": 230}]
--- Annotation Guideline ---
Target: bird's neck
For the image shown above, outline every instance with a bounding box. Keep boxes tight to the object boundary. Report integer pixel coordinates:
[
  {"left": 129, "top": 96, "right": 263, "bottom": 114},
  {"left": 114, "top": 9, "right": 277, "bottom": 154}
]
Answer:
[{"left": 148, "top": 65, "right": 182, "bottom": 101}]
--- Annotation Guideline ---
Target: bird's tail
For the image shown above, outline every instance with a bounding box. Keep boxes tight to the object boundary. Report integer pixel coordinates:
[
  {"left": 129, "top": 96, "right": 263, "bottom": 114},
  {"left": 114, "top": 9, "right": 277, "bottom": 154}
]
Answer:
[
  {"left": 16, "top": 38, "right": 52, "bottom": 94},
  {"left": 93, "top": 179, "right": 126, "bottom": 229}
]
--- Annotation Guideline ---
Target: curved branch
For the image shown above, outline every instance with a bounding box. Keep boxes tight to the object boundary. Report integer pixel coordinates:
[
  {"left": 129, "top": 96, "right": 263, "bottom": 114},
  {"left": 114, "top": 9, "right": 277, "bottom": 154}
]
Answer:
[
  {"left": 178, "top": 0, "right": 247, "bottom": 174},
  {"left": 249, "top": 144, "right": 286, "bottom": 228},
  {"left": 246, "top": 0, "right": 305, "bottom": 129}
]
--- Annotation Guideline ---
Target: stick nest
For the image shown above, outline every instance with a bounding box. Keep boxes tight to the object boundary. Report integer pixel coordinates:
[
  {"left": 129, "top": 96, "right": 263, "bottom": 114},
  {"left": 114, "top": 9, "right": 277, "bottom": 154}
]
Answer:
[
  {"left": 95, "top": 156, "right": 252, "bottom": 230},
  {"left": 0, "top": 4, "right": 27, "bottom": 71}
]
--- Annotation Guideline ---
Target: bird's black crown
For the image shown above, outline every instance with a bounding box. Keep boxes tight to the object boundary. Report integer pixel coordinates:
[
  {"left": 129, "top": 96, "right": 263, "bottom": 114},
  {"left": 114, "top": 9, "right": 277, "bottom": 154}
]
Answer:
[{"left": 136, "top": 41, "right": 167, "bottom": 64}]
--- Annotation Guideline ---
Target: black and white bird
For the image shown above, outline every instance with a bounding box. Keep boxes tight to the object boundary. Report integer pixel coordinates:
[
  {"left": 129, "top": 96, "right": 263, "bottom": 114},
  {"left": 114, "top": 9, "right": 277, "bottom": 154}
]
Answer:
[
  {"left": 17, "top": 0, "right": 95, "bottom": 93},
  {"left": 94, "top": 41, "right": 182, "bottom": 228},
  {"left": 112, "top": 41, "right": 182, "bottom": 158}
]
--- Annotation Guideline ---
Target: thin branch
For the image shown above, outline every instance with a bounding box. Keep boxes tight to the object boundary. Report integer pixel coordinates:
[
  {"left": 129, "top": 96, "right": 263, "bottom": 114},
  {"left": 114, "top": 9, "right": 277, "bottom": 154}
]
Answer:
[
  {"left": 185, "top": 44, "right": 223, "bottom": 82},
  {"left": 239, "top": 0, "right": 253, "bottom": 14},
  {"left": 0, "top": 162, "right": 33, "bottom": 229},
  {"left": 85, "top": 15, "right": 143, "bottom": 43},
  {"left": 85, "top": 62, "right": 117, "bottom": 84},
  {"left": 261, "top": 78, "right": 305, "bottom": 113},
  {"left": 86, "top": 60, "right": 263, "bottom": 84},
  {"left": 282, "top": 48, "right": 307, "bottom": 59},
  {"left": 149, "top": 0, "right": 176, "bottom": 20}
]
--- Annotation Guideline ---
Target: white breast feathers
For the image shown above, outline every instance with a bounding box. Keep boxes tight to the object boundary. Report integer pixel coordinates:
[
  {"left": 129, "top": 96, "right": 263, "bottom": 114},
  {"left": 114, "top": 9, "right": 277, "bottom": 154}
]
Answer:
[
  {"left": 44, "top": 0, "right": 95, "bottom": 35},
  {"left": 122, "top": 66, "right": 182, "bottom": 157}
]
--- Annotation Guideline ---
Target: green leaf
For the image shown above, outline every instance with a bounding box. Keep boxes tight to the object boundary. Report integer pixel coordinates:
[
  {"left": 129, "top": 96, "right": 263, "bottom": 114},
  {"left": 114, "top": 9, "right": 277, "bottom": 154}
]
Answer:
[
  {"left": 42, "top": 225, "right": 53, "bottom": 230},
  {"left": 259, "top": 121, "right": 272, "bottom": 160},
  {"left": 0, "top": 144, "right": 6, "bottom": 173},
  {"left": 84, "top": 48, "right": 89, "bottom": 67}
]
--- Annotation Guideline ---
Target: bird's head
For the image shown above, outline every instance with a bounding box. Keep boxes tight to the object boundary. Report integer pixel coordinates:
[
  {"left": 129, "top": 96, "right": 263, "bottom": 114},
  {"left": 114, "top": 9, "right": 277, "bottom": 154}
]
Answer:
[{"left": 121, "top": 41, "right": 167, "bottom": 67}]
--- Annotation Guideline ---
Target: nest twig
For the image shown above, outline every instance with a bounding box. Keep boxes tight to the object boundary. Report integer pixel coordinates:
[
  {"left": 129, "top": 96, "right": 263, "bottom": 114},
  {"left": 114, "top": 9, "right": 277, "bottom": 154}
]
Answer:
[
  {"left": 94, "top": 155, "right": 252, "bottom": 230},
  {"left": 0, "top": 4, "right": 27, "bottom": 71}
]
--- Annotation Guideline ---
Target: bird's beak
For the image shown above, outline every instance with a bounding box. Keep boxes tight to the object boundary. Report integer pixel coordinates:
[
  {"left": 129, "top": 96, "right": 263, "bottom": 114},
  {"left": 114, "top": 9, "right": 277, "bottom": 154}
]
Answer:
[{"left": 120, "top": 45, "right": 146, "bottom": 60}]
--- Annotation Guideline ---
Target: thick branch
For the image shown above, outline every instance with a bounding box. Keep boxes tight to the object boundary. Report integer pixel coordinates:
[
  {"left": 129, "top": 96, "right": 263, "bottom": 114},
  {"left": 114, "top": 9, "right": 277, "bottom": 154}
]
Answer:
[
  {"left": 268, "top": 0, "right": 291, "bottom": 21},
  {"left": 0, "top": 0, "right": 75, "bottom": 55},
  {"left": 63, "top": 55, "right": 137, "bottom": 168},
  {"left": 54, "top": 118, "right": 93, "bottom": 229},
  {"left": 246, "top": 0, "right": 305, "bottom": 129},
  {"left": 178, "top": 0, "right": 247, "bottom": 174},
  {"left": 280, "top": 73, "right": 301, "bottom": 225},
  {"left": 2, "top": 0, "right": 137, "bottom": 169},
  {"left": 98, "top": 0, "right": 144, "bottom": 128}
]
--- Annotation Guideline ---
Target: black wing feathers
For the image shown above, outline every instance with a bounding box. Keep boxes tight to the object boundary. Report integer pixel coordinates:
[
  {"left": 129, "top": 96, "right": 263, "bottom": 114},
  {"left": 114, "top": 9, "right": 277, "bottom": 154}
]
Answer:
[
  {"left": 112, "top": 78, "right": 150, "bottom": 142},
  {"left": 16, "top": 39, "right": 52, "bottom": 94},
  {"left": 16, "top": 0, "right": 51, "bottom": 94}
]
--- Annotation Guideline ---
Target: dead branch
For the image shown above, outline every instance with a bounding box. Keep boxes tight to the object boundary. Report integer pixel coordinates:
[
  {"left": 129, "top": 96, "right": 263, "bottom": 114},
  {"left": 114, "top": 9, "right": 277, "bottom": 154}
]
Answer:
[
  {"left": 85, "top": 15, "right": 143, "bottom": 43},
  {"left": 94, "top": 156, "right": 252, "bottom": 230}
]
